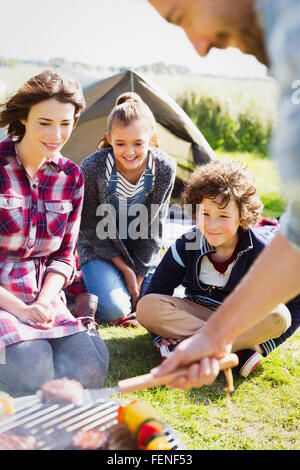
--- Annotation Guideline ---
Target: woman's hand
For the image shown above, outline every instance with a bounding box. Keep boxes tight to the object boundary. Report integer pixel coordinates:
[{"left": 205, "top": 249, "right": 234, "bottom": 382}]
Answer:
[
  {"left": 0, "top": 286, "right": 54, "bottom": 329},
  {"left": 18, "top": 301, "right": 55, "bottom": 329}
]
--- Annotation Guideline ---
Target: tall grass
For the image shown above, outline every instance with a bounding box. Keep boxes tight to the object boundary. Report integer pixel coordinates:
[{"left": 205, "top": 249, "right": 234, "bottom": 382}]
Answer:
[{"left": 218, "top": 151, "right": 286, "bottom": 219}]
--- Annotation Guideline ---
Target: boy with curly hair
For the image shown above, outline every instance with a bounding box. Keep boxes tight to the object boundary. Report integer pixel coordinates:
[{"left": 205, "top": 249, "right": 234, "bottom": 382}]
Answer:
[{"left": 137, "top": 159, "right": 295, "bottom": 377}]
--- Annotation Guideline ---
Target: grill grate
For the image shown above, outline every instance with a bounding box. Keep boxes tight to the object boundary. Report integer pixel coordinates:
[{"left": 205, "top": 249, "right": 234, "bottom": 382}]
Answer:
[{"left": 0, "top": 393, "right": 185, "bottom": 450}]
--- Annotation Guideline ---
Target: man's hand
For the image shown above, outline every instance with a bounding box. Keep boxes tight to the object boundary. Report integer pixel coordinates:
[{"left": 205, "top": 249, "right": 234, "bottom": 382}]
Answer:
[{"left": 151, "top": 328, "right": 232, "bottom": 390}]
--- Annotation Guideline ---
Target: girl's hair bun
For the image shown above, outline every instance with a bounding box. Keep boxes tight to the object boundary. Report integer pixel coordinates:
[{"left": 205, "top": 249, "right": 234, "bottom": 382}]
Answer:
[
  {"left": 115, "top": 92, "right": 141, "bottom": 107},
  {"left": 97, "top": 91, "right": 157, "bottom": 149}
]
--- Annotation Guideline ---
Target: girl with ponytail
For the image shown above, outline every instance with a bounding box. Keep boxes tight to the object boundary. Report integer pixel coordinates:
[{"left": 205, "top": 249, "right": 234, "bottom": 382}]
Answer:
[{"left": 78, "top": 92, "right": 176, "bottom": 326}]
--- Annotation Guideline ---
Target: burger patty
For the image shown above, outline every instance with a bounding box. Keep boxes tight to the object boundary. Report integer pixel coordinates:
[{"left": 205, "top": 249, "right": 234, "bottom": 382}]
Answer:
[
  {"left": 71, "top": 429, "right": 109, "bottom": 450},
  {"left": 0, "top": 430, "right": 36, "bottom": 450},
  {"left": 41, "top": 377, "right": 84, "bottom": 404}
]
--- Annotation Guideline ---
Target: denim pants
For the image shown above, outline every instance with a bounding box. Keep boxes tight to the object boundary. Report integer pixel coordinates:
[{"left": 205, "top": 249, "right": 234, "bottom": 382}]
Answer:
[
  {"left": 81, "top": 259, "right": 154, "bottom": 321},
  {"left": 0, "top": 330, "right": 109, "bottom": 394}
]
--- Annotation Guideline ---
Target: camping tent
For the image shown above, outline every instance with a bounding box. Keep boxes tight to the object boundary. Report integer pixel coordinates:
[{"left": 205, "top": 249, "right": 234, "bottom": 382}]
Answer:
[
  {"left": 0, "top": 128, "right": 5, "bottom": 142},
  {"left": 63, "top": 69, "right": 216, "bottom": 190},
  {"left": 0, "top": 69, "right": 216, "bottom": 192},
  {"left": 0, "top": 80, "right": 5, "bottom": 102},
  {"left": 0, "top": 80, "right": 6, "bottom": 142}
]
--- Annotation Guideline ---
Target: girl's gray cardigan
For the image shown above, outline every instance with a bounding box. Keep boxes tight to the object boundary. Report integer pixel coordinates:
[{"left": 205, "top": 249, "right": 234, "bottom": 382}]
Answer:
[{"left": 77, "top": 147, "right": 177, "bottom": 277}]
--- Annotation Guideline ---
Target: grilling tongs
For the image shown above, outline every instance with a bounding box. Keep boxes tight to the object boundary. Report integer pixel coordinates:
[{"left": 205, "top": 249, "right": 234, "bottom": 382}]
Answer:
[{"left": 85, "top": 353, "right": 239, "bottom": 402}]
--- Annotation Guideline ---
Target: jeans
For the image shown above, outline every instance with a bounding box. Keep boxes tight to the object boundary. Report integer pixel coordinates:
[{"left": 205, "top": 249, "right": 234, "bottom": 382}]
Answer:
[
  {"left": 0, "top": 330, "right": 109, "bottom": 395},
  {"left": 81, "top": 259, "right": 154, "bottom": 321}
]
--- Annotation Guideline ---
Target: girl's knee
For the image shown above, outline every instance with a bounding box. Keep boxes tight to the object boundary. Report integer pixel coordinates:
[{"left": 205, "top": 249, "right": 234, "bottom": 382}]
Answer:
[
  {"left": 97, "top": 298, "right": 131, "bottom": 321},
  {"left": 82, "top": 260, "right": 132, "bottom": 321},
  {"left": 96, "top": 287, "right": 131, "bottom": 321}
]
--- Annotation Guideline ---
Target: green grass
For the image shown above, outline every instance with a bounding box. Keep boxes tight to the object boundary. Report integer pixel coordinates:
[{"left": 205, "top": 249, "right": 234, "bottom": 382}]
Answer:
[
  {"left": 1, "top": 151, "right": 298, "bottom": 450},
  {"left": 98, "top": 152, "right": 298, "bottom": 450},
  {"left": 100, "top": 325, "right": 299, "bottom": 450},
  {"left": 217, "top": 151, "right": 287, "bottom": 219}
]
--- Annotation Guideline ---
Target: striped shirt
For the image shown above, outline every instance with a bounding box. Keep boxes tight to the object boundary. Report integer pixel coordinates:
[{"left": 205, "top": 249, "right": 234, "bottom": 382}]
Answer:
[{"left": 105, "top": 152, "right": 156, "bottom": 201}]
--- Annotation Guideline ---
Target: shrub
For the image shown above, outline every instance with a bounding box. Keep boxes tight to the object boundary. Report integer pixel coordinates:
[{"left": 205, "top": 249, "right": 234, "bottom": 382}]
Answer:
[{"left": 177, "top": 92, "right": 273, "bottom": 157}]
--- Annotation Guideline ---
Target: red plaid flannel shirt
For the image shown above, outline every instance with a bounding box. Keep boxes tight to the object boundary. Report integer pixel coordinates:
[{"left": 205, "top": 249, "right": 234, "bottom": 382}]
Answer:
[{"left": 0, "top": 138, "right": 86, "bottom": 348}]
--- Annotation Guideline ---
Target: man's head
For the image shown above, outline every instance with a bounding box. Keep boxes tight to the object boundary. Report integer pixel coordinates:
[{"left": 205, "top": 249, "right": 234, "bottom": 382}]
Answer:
[{"left": 149, "top": 0, "right": 268, "bottom": 65}]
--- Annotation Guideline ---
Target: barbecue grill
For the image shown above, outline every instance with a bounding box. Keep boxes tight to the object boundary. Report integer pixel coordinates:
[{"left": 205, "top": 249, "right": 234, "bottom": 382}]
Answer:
[{"left": 0, "top": 391, "right": 185, "bottom": 450}]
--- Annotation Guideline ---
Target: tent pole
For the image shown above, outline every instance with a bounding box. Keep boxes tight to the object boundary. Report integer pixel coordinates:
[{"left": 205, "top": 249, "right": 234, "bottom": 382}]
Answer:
[{"left": 130, "top": 71, "right": 134, "bottom": 92}]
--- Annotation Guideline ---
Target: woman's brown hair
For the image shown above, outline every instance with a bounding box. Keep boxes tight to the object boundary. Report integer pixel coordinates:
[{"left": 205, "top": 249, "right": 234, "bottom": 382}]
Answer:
[
  {"left": 98, "top": 92, "right": 157, "bottom": 149},
  {"left": 182, "top": 159, "right": 263, "bottom": 230},
  {"left": 0, "top": 70, "right": 86, "bottom": 142}
]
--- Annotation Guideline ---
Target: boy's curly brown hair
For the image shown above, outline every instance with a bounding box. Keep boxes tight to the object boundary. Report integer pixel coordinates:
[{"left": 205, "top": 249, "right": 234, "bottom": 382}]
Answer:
[{"left": 182, "top": 159, "right": 263, "bottom": 230}]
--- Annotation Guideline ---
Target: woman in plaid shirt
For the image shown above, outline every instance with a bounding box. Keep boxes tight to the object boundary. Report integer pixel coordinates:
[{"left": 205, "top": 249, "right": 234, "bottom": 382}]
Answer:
[{"left": 0, "top": 71, "right": 109, "bottom": 394}]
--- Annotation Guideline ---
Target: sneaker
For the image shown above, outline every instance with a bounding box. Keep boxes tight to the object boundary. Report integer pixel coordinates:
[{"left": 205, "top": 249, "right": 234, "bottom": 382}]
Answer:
[
  {"left": 157, "top": 342, "right": 178, "bottom": 361},
  {"left": 237, "top": 349, "right": 263, "bottom": 378}
]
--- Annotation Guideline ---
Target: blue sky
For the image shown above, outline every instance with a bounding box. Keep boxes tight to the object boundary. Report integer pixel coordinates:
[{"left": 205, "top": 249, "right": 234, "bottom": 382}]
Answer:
[{"left": 0, "top": 0, "right": 267, "bottom": 77}]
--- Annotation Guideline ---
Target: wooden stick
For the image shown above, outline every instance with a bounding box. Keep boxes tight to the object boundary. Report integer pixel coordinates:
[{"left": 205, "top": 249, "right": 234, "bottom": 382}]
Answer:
[
  {"left": 224, "top": 367, "right": 234, "bottom": 393},
  {"left": 118, "top": 353, "right": 239, "bottom": 393},
  {"left": 223, "top": 367, "right": 234, "bottom": 407}
]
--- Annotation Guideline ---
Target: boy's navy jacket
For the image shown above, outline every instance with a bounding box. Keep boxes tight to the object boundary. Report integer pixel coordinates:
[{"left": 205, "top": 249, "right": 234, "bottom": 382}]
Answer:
[{"left": 146, "top": 226, "right": 300, "bottom": 352}]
